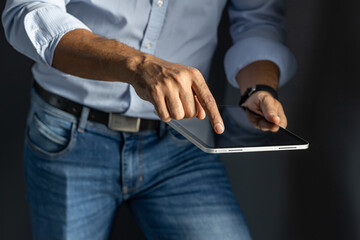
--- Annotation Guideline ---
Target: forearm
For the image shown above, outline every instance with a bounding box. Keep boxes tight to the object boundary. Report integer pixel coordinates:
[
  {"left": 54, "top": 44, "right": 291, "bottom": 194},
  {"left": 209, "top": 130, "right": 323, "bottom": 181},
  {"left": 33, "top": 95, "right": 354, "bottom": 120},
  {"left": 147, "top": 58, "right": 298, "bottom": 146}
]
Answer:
[
  {"left": 236, "top": 60, "right": 280, "bottom": 95},
  {"left": 52, "top": 29, "right": 224, "bottom": 133},
  {"left": 52, "top": 29, "right": 145, "bottom": 83}
]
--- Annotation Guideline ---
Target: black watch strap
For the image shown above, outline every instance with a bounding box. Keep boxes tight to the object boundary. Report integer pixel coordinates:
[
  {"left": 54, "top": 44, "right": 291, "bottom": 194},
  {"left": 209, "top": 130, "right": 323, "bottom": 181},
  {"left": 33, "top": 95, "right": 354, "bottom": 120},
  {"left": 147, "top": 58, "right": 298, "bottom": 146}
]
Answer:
[{"left": 239, "top": 85, "right": 278, "bottom": 106}]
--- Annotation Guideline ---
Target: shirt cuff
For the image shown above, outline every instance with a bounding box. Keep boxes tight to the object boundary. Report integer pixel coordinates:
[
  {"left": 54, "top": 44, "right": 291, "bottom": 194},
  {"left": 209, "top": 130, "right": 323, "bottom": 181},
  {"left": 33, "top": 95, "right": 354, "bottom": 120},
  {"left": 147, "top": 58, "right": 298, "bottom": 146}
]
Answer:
[
  {"left": 24, "top": 6, "right": 91, "bottom": 65},
  {"left": 224, "top": 37, "right": 297, "bottom": 89}
]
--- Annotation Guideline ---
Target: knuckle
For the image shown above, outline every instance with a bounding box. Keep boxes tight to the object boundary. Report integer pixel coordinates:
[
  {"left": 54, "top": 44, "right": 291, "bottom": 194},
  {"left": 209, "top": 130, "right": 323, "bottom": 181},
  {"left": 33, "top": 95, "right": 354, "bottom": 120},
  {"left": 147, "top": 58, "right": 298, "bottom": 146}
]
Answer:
[
  {"left": 184, "top": 109, "right": 196, "bottom": 119},
  {"left": 177, "top": 69, "right": 189, "bottom": 79},
  {"left": 155, "top": 107, "right": 167, "bottom": 119},
  {"left": 150, "top": 83, "right": 162, "bottom": 94},
  {"left": 190, "top": 67, "right": 199, "bottom": 75},
  {"left": 176, "top": 71, "right": 191, "bottom": 85},
  {"left": 189, "top": 67, "right": 202, "bottom": 78},
  {"left": 161, "top": 115, "right": 171, "bottom": 122},
  {"left": 172, "top": 110, "right": 185, "bottom": 120},
  {"left": 157, "top": 109, "right": 170, "bottom": 122}
]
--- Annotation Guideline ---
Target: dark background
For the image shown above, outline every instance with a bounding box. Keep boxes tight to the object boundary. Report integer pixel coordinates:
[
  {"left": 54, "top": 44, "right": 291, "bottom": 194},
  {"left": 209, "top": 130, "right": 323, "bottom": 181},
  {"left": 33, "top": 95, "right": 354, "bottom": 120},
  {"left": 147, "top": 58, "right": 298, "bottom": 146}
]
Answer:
[{"left": 1, "top": 0, "right": 360, "bottom": 239}]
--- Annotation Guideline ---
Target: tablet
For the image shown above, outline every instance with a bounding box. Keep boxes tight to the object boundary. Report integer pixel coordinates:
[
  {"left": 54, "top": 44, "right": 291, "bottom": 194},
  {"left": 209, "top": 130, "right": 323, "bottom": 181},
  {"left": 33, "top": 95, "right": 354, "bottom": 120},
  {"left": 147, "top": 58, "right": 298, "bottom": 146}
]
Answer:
[{"left": 166, "top": 106, "right": 309, "bottom": 153}]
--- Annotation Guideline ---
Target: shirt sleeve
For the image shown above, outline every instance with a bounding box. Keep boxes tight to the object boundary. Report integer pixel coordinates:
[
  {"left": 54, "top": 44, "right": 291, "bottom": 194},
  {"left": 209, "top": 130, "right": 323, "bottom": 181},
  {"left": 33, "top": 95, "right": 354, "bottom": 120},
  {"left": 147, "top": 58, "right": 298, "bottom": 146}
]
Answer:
[
  {"left": 2, "top": 0, "right": 91, "bottom": 65},
  {"left": 224, "top": 0, "right": 297, "bottom": 88}
]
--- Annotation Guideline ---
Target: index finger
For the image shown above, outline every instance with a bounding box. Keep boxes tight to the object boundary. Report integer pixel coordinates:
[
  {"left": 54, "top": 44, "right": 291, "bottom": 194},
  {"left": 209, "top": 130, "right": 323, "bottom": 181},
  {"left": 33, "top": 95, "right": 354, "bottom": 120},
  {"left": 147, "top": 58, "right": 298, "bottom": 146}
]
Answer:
[{"left": 192, "top": 80, "right": 224, "bottom": 134}]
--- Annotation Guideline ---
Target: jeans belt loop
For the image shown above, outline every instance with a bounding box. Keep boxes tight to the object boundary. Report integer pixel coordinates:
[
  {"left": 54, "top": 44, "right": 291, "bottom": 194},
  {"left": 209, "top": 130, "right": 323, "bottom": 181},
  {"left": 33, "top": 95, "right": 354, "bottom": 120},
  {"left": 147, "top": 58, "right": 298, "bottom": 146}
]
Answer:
[
  {"left": 78, "top": 107, "right": 90, "bottom": 132},
  {"left": 108, "top": 113, "right": 141, "bottom": 132}
]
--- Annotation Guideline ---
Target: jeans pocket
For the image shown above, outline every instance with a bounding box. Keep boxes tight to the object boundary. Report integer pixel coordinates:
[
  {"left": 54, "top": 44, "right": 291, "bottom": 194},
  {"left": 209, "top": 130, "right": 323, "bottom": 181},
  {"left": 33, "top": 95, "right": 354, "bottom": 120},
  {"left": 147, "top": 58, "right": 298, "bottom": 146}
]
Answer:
[
  {"left": 26, "top": 111, "right": 77, "bottom": 158},
  {"left": 166, "top": 126, "right": 191, "bottom": 145}
]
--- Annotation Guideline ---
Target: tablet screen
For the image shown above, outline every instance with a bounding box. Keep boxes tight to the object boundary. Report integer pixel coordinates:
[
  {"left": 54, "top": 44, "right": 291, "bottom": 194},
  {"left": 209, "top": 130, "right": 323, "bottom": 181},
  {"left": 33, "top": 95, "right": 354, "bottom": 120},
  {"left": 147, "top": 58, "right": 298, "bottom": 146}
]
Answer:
[{"left": 167, "top": 106, "right": 308, "bottom": 153}]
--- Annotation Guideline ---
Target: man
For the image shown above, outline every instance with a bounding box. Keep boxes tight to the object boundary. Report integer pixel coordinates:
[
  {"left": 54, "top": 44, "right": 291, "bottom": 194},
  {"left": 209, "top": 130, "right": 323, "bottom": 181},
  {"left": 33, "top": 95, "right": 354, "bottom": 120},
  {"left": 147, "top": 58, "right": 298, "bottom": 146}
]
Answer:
[{"left": 2, "top": 0, "right": 296, "bottom": 239}]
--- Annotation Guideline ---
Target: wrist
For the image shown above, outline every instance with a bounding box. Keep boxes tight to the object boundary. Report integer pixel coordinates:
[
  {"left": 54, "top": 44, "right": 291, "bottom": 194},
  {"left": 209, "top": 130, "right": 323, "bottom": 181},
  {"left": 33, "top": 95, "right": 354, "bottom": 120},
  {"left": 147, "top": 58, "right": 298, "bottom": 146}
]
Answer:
[
  {"left": 109, "top": 43, "right": 148, "bottom": 84},
  {"left": 236, "top": 60, "right": 279, "bottom": 95},
  {"left": 122, "top": 51, "right": 147, "bottom": 84}
]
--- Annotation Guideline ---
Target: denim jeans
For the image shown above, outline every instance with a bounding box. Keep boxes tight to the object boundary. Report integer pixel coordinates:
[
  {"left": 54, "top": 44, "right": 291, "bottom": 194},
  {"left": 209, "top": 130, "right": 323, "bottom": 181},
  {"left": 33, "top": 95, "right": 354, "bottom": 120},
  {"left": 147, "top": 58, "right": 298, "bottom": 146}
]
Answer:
[{"left": 24, "top": 89, "right": 252, "bottom": 240}]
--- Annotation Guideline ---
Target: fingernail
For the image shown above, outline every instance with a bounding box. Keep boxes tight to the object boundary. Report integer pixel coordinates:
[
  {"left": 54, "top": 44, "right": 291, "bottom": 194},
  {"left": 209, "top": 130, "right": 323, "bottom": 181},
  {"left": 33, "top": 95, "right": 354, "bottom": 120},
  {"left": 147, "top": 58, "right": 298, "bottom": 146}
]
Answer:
[{"left": 215, "top": 123, "right": 224, "bottom": 134}]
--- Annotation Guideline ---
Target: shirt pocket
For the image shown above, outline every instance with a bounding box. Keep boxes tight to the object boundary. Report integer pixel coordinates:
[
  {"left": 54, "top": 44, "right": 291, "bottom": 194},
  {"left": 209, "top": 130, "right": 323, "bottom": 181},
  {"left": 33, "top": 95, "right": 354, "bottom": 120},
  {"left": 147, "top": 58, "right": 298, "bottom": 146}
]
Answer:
[{"left": 26, "top": 111, "right": 77, "bottom": 159}]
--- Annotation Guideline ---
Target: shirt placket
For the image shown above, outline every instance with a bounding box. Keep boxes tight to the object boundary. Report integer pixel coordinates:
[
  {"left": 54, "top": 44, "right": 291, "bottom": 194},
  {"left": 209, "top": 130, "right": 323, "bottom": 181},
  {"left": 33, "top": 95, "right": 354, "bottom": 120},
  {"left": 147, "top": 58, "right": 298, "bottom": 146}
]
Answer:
[{"left": 140, "top": 0, "right": 168, "bottom": 55}]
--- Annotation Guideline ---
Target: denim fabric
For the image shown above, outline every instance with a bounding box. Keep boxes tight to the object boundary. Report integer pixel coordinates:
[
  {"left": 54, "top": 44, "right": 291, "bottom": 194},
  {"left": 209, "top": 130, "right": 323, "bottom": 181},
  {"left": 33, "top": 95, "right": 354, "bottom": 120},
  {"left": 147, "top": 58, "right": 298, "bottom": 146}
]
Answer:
[{"left": 24, "top": 90, "right": 252, "bottom": 240}]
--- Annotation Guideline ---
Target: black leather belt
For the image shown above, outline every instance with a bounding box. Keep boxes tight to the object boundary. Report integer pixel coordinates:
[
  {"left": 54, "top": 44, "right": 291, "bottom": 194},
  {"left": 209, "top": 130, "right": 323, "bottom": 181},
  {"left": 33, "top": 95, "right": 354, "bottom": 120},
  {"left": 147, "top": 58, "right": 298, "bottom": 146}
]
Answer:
[{"left": 33, "top": 81, "right": 160, "bottom": 132}]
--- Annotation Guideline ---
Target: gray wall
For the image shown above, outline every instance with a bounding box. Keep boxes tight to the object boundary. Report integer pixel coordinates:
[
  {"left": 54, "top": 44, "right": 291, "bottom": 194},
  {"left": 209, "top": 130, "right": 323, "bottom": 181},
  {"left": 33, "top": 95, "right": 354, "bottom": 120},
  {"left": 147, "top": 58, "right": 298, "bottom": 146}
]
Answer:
[{"left": 1, "top": 1, "right": 359, "bottom": 239}]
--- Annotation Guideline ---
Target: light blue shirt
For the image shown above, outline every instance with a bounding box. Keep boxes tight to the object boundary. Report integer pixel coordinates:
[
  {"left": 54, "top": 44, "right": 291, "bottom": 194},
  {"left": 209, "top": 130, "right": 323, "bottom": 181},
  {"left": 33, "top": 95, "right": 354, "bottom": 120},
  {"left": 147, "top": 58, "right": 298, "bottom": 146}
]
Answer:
[{"left": 2, "top": 0, "right": 296, "bottom": 119}]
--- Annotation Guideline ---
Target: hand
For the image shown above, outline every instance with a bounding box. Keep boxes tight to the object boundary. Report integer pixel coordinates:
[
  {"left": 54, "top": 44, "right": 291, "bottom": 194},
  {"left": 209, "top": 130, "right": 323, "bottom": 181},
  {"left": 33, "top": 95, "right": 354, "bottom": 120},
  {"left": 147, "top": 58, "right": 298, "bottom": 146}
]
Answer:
[
  {"left": 235, "top": 60, "right": 287, "bottom": 132},
  {"left": 241, "top": 91, "right": 287, "bottom": 132},
  {"left": 52, "top": 29, "right": 223, "bottom": 133},
  {"left": 131, "top": 55, "right": 224, "bottom": 134}
]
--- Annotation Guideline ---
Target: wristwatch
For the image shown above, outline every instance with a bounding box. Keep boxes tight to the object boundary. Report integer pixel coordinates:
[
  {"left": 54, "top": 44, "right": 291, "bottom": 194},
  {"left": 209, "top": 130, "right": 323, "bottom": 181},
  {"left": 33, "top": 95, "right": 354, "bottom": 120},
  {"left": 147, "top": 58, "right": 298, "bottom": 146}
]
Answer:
[{"left": 239, "top": 85, "right": 278, "bottom": 105}]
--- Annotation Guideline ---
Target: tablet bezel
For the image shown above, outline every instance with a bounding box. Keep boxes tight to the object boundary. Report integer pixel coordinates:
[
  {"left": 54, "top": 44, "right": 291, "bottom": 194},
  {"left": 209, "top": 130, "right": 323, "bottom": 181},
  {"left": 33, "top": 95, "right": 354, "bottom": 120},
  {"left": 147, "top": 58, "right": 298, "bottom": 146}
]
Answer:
[{"left": 166, "top": 108, "right": 309, "bottom": 154}]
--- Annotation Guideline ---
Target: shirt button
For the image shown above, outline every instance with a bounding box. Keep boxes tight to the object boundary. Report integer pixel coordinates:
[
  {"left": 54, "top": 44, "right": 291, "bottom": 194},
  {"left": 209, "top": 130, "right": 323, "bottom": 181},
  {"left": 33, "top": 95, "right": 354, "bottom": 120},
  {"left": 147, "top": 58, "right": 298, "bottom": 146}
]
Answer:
[
  {"left": 157, "top": 0, "right": 164, "bottom": 7},
  {"left": 145, "top": 42, "right": 152, "bottom": 49}
]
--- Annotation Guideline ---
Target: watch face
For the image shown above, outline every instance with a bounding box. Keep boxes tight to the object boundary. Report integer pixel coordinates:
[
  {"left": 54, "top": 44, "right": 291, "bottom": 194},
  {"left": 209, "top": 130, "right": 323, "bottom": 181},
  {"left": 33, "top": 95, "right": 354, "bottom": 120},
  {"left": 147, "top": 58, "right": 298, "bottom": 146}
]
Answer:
[
  {"left": 239, "top": 85, "right": 257, "bottom": 105},
  {"left": 248, "top": 86, "right": 257, "bottom": 97}
]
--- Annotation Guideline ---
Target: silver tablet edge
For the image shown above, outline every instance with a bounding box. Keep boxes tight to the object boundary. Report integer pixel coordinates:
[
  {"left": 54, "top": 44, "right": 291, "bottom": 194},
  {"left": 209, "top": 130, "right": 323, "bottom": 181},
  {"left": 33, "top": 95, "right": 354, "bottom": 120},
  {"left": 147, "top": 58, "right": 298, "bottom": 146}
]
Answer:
[{"left": 167, "top": 121, "right": 309, "bottom": 154}]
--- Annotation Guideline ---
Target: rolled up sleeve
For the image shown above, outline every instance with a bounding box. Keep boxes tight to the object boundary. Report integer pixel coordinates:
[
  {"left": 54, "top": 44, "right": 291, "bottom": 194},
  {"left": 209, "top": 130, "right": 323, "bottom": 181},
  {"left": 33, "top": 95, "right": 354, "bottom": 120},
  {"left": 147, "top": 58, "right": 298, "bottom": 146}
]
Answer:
[
  {"left": 224, "top": 0, "right": 297, "bottom": 88},
  {"left": 2, "top": 1, "right": 91, "bottom": 65}
]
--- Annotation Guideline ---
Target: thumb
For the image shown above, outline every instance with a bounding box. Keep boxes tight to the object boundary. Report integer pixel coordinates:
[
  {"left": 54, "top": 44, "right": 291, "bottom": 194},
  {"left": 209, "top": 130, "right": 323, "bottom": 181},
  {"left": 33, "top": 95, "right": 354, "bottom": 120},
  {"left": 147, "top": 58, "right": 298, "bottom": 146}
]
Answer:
[{"left": 260, "top": 94, "right": 281, "bottom": 125}]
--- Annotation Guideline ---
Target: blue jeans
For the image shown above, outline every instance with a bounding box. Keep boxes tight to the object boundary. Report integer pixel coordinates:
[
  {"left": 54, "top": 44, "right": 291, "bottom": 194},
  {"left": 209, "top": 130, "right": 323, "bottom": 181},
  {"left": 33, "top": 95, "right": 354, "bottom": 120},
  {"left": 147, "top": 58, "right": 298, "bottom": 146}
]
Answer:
[{"left": 24, "top": 90, "right": 252, "bottom": 240}]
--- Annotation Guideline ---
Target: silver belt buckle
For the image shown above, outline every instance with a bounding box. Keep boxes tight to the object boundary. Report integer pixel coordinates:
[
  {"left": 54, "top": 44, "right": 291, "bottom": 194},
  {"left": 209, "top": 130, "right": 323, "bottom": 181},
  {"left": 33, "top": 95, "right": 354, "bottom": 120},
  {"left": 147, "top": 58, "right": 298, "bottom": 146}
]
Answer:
[{"left": 108, "top": 113, "right": 140, "bottom": 132}]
